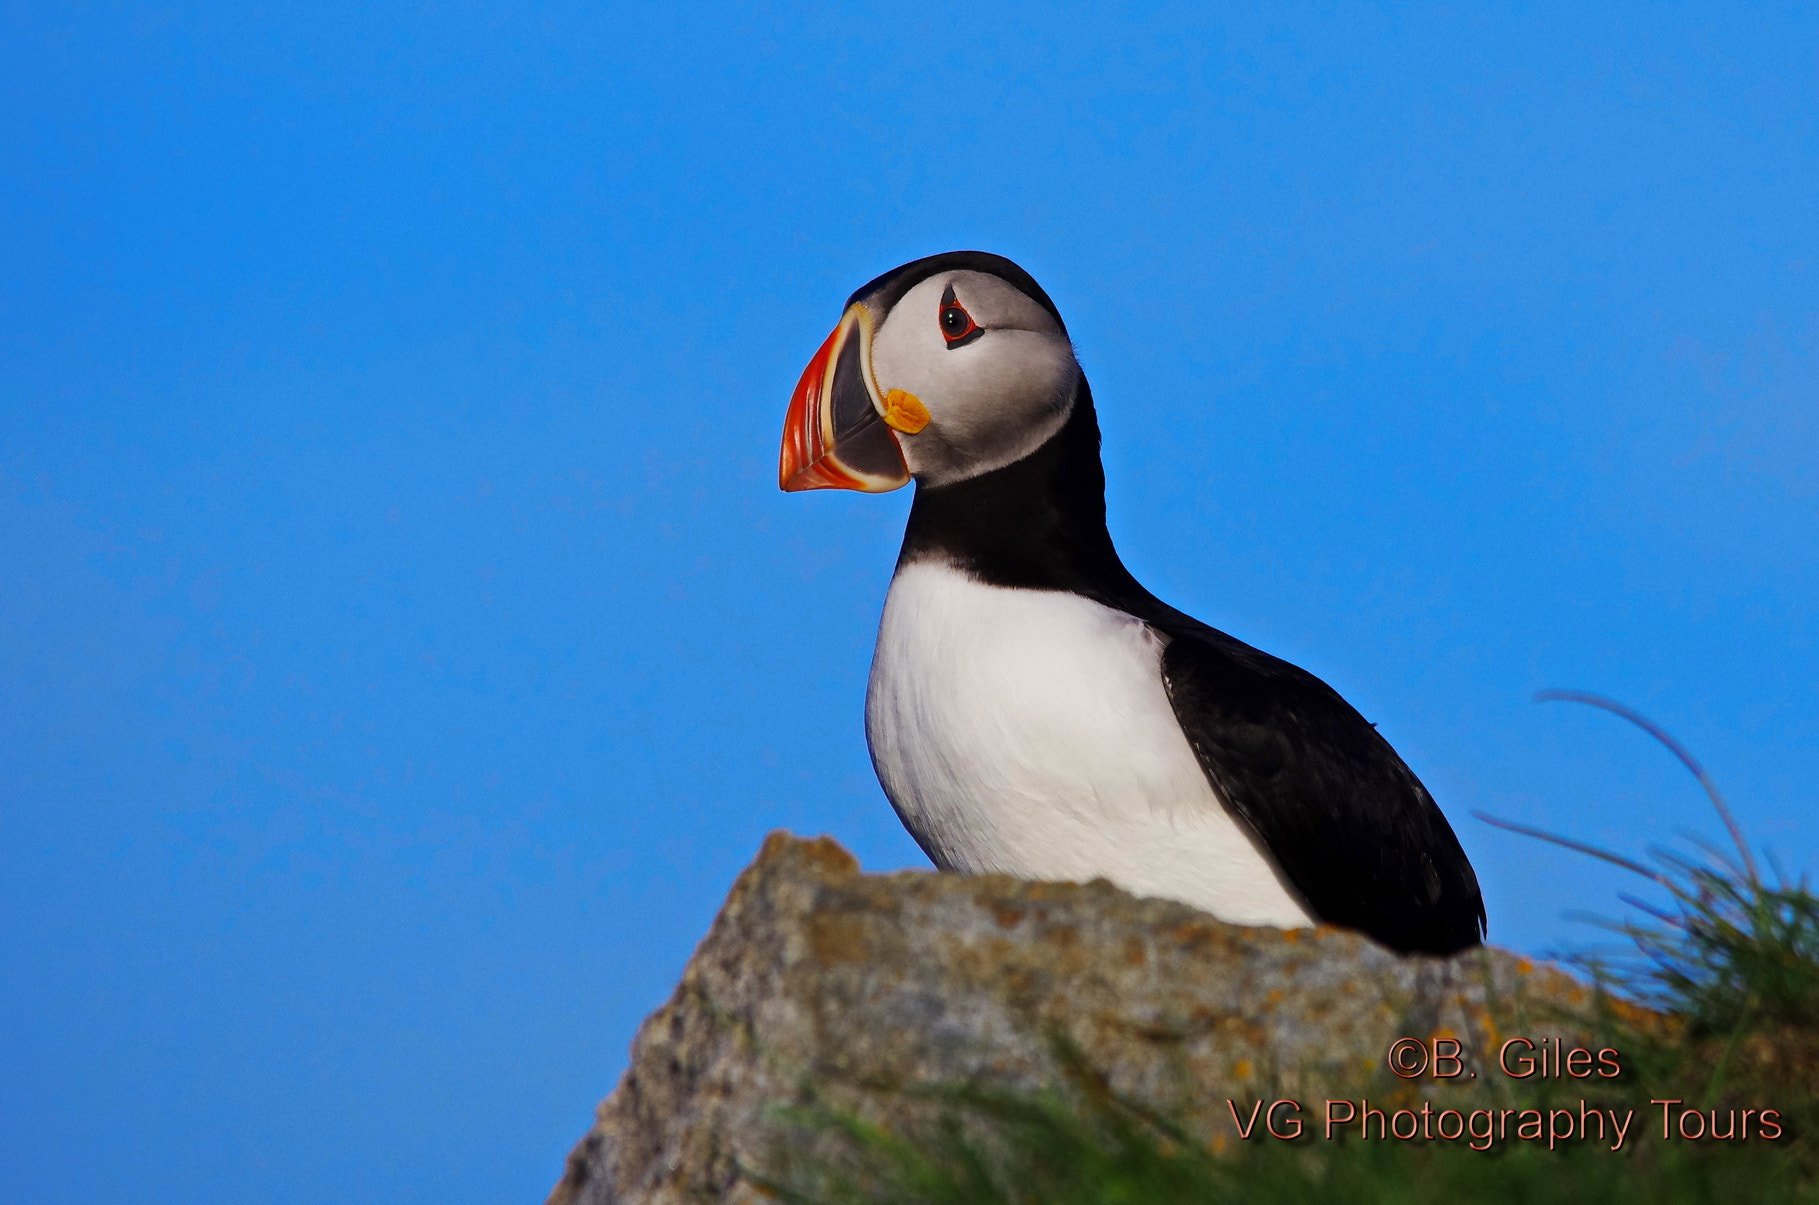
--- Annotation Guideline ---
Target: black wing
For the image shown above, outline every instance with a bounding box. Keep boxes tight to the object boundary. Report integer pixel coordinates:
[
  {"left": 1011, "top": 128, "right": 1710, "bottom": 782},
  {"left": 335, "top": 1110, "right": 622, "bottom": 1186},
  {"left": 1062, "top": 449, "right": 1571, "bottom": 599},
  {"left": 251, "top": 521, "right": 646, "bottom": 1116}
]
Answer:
[{"left": 1155, "top": 615, "right": 1485, "bottom": 955}]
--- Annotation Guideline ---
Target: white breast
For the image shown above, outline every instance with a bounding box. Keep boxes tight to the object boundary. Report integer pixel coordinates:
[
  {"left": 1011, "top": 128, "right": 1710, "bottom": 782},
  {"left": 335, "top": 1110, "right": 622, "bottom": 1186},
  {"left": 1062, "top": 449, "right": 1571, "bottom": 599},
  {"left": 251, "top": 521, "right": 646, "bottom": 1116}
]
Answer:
[{"left": 865, "top": 560, "right": 1314, "bottom": 928}]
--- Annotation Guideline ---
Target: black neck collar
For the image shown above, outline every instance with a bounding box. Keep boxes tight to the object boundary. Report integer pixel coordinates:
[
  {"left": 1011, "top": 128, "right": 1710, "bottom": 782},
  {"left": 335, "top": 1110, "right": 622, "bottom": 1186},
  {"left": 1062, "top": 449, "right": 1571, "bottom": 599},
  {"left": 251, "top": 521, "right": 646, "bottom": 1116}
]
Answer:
[{"left": 898, "top": 382, "right": 1155, "bottom": 611}]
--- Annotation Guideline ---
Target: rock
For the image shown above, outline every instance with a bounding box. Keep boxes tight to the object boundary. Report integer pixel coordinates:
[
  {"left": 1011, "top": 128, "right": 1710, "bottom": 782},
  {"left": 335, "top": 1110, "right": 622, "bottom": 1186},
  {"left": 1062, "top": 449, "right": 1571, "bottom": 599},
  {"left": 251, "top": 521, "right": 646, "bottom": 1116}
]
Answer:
[{"left": 549, "top": 832, "right": 1641, "bottom": 1205}]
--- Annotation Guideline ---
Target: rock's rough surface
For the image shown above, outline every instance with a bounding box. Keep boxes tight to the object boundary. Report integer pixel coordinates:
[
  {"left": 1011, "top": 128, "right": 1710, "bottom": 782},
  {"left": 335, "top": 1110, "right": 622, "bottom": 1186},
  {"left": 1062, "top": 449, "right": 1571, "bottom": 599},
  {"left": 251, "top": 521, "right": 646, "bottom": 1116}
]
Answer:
[{"left": 550, "top": 833, "right": 1631, "bottom": 1205}]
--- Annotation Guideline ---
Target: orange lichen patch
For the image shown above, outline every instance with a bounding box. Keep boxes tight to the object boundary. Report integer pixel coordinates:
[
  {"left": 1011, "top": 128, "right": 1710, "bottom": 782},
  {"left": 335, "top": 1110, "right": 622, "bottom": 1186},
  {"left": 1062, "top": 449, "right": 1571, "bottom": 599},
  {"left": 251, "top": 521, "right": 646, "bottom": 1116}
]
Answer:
[
  {"left": 1047, "top": 925, "right": 1080, "bottom": 947},
  {"left": 1123, "top": 936, "right": 1147, "bottom": 966},
  {"left": 807, "top": 915, "right": 869, "bottom": 965},
  {"left": 759, "top": 831, "right": 860, "bottom": 877},
  {"left": 1166, "top": 921, "right": 1225, "bottom": 950},
  {"left": 992, "top": 905, "right": 1026, "bottom": 929},
  {"left": 1001, "top": 967, "right": 1040, "bottom": 997},
  {"left": 802, "top": 837, "right": 862, "bottom": 876},
  {"left": 1605, "top": 995, "right": 1664, "bottom": 1027},
  {"left": 757, "top": 830, "right": 798, "bottom": 862},
  {"left": 1381, "top": 1082, "right": 1424, "bottom": 1109},
  {"left": 1475, "top": 1006, "right": 1503, "bottom": 1052},
  {"left": 1280, "top": 928, "right": 1302, "bottom": 943},
  {"left": 1515, "top": 957, "right": 1535, "bottom": 974},
  {"left": 1232, "top": 1058, "right": 1254, "bottom": 1081},
  {"left": 965, "top": 935, "right": 1017, "bottom": 968}
]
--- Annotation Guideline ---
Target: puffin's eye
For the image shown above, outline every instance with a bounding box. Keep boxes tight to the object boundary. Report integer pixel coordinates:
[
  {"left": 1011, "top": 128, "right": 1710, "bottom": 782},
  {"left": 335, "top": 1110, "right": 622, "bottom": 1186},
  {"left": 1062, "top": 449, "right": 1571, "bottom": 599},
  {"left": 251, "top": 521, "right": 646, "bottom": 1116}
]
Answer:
[{"left": 938, "top": 285, "right": 983, "bottom": 348}]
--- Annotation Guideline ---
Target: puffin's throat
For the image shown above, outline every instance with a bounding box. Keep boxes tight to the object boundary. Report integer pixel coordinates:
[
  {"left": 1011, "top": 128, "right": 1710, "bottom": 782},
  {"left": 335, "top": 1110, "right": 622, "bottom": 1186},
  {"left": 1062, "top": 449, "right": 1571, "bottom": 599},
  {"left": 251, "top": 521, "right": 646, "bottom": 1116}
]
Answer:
[{"left": 898, "top": 382, "right": 1145, "bottom": 604}]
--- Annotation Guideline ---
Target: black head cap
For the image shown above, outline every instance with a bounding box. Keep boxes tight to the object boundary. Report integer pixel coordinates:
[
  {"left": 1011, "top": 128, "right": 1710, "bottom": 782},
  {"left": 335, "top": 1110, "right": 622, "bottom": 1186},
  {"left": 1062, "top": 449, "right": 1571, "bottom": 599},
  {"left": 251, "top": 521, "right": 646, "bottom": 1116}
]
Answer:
[{"left": 845, "top": 251, "right": 1067, "bottom": 337}]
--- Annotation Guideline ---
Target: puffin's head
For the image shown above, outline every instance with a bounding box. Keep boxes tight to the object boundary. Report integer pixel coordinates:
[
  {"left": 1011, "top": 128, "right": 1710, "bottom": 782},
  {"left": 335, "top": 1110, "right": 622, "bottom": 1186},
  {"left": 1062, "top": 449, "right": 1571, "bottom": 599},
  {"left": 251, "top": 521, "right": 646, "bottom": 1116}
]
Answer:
[{"left": 779, "top": 251, "right": 1080, "bottom": 492}]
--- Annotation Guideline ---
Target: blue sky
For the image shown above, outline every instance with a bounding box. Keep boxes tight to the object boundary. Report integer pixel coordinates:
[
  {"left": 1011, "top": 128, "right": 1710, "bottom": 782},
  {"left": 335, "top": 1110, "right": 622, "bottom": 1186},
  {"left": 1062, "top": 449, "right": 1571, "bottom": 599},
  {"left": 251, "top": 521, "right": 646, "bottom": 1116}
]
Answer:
[{"left": 2, "top": 4, "right": 1815, "bottom": 1202}]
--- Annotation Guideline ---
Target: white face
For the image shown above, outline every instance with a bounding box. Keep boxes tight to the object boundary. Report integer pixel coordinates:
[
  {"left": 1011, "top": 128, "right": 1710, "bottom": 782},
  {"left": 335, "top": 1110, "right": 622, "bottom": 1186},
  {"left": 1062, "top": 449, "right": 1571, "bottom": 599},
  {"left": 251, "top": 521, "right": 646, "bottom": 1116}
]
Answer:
[{"left": 867, "top": 270, "right": 1080, "bottom": 487}]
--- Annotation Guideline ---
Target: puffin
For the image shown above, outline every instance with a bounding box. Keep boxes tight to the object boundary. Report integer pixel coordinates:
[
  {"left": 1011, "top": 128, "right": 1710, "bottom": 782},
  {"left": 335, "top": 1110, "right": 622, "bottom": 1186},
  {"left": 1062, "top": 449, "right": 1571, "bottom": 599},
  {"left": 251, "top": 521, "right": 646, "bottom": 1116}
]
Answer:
[{"left": 778, "top": 251, "right": 1485, "bottom": 956}]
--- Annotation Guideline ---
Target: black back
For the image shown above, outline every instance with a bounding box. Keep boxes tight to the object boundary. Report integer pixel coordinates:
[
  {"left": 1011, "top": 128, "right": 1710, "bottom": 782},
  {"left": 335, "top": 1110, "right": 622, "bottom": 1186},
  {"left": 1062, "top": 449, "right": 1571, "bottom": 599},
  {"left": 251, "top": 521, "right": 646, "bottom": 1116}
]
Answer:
[{"left": 901, "top": 382, "right": 1487, "bottom": 956}]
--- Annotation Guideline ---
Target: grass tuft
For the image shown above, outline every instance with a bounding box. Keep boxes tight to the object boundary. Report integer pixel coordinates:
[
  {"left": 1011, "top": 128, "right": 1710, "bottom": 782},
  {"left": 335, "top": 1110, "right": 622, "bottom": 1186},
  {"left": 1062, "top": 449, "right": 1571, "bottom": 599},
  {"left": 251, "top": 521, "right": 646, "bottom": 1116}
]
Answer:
[
  {"left": 1477, "top": 690, "right": 1819, "bottom": 1035},
  {"left": 758, "top": 1069, "right": 1235, "bottom": 1205}
]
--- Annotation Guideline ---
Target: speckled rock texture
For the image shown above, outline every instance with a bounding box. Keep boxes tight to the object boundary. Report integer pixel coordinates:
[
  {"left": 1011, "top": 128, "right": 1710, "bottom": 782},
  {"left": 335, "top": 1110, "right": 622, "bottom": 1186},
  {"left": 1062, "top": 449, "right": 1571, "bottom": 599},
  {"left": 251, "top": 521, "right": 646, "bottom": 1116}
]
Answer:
[{"left": 549, "top": 832, "right": 1630, "bottom": 1205}]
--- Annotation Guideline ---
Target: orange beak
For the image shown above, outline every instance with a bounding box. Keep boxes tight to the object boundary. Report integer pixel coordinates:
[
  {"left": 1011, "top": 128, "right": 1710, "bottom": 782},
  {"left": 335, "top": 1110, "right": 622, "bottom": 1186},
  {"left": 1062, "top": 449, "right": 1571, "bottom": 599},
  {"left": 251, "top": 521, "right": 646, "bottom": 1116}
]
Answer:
[{"left": 779, "top": 304, "right": 911, "bottom": 492}]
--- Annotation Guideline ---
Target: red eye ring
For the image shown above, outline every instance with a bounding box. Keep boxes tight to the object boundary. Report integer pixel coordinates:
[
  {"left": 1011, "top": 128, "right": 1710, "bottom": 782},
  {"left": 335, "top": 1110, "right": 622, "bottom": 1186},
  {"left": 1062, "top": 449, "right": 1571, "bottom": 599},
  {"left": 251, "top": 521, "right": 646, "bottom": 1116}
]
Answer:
[{"left": 938, "top": 285, "right": 983, "bottom": 348}]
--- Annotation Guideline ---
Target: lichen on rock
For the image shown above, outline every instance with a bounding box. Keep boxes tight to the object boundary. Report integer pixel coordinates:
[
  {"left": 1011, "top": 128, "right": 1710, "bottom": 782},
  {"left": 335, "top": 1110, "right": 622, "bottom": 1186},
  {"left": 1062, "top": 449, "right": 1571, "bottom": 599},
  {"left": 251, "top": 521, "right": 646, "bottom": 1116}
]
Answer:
[{"left": 549, "top": 832, "right": 1630, "bottom": 1205}]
